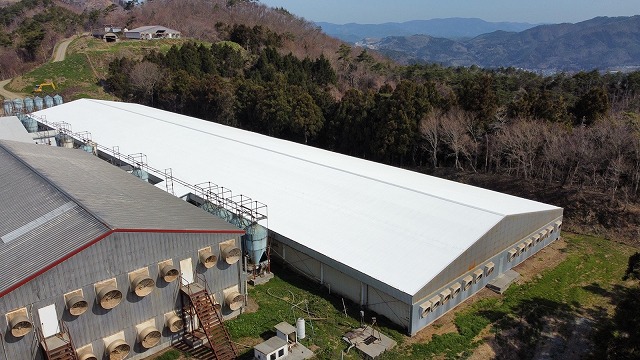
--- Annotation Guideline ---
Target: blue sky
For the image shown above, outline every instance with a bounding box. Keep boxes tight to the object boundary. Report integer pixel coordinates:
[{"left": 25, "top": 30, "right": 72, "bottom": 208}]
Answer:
[{"left": 258, "top": 0, "right": 639, "bottom": 24}]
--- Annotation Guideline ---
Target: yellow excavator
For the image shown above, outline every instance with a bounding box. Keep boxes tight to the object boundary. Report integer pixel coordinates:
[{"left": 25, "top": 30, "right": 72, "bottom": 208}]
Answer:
[{"left": 33, "top": 81, "right": 56, "bottom": 93}]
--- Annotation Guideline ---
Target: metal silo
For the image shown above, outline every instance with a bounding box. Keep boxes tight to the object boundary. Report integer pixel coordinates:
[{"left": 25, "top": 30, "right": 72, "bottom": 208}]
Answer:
[
  {"left": 44, "top": 95, "right": 54, "bottom": 108},
  {"left": 3, "top": 100, "right": 12, "bottom": 115},
  {"left": 243, "top": 223, "right": 268, "bottom": 265},
  {"left": 55, "top": 133, "right": 74, "bottom": 148},
  {"left": 12, "top": 98, "right": 24, "bottom": 113},
  {"left": 53, "top": 94, "right": 63, "bottom": 106},
  {"left": 18, "top": 114, "right": 38, "bottom": 133},
  {"left": 24, "top": 97, "right": 34, "bottom": 113},
  {"left": 34, "top": 96, "right": 44, "bottom": 110},
  {"left": 132, "top": 167, "right": 149, "bottom": 182}
]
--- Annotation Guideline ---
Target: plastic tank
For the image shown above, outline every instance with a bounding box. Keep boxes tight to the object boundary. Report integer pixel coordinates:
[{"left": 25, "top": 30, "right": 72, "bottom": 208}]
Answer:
[
  {"left": 34, "top": 96, "right": 44, "bottom": 110},
  {"left": 244, "top": 223, "right": 268, "bottom": 264},
  {"left": 23, "top": 97, "right": 34, "bottom": 112},
  {"left": 3, "top": 99, "right": 12, "bottom": 115},
  {"left": 55, "top": 133, "right": 74, "bottom": 148},
  {"left": 12, "top": 98, "right": 24, "bottom": 113},
  {"left": 44, "top": 95, "right": 54, "bottom": 108},
  {"left": 53, "top": 94, "right": 63, "bottom": 106},
  {"left": 19, "top": 114, "right": 38, "bottom": 133},
  {"left": 296, "top": 318, "right": 305, "bottom": 340}
]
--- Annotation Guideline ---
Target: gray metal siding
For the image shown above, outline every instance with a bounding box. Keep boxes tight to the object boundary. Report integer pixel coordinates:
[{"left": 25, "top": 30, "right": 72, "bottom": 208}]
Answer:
[
  {"left": 0, "top": 140, "right": 241, "bottom": 232},
  {"left": 0, "top": 231, "right": 242, "bottom": 360},
  {"left": 409, "top": 217, "right": 562, "bottom": 335},
  {"left": 413, "top": 209, "right": 563, "bottom": 301},
  {"left": 367, "top": 286, "right": 411, "bottom": 329}
]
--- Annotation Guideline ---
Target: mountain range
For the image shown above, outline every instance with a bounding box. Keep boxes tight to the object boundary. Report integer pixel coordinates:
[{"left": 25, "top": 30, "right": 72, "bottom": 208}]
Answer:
[
  {"left": 316, "top": 18, "right": 537, "bottom": 43},
  {"left": 321, "top": 16, "right": 640, "bottom": 72}
]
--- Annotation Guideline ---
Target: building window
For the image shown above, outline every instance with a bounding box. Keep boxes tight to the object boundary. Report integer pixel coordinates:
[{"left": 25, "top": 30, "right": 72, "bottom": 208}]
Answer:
[
  {"left": 270, "top": 353, "right": 276, "bottom": 360},
  {"left": 278, "top": 348, "right": 284, "bottom": 357}
]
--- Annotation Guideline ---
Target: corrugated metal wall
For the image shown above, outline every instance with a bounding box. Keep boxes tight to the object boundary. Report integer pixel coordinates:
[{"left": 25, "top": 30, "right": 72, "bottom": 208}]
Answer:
[
  {"left": 414, "top": 210, "right": 562, "bottom": 301},
  {"left": 409, "top": 216, "right": 562, "bottom": 335},
  {"left": 0, "top": 231, "right": 242, "bottom": 360}
]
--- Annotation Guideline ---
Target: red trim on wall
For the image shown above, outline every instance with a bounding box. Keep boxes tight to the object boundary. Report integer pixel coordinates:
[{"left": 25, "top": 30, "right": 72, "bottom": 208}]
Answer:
[
  {"left": 0, "top": 227, "right": 245, "bottom": 299},
  {"left": 118, "top": 228, "right": 245, "bottom": 234}
]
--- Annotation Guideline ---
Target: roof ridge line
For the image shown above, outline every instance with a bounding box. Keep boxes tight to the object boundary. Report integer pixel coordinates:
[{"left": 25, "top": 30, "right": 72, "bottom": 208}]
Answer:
[{"left": 88, "top": 100, "right": 508, "bottom": 217}]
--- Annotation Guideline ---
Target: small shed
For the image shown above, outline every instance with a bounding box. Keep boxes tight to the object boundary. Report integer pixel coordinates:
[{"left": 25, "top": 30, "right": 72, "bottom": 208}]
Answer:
[
  {"left": 275, "top": 322, "right": 297, "bottom": 344},
  {"left": 254, "top": 336, "right": 287, "bottom": 360}
]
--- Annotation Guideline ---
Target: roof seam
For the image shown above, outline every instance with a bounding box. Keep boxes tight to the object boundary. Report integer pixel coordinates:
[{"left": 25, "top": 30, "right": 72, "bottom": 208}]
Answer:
[{"left": 88, "top": 100, "right": 507, "bottom": 217}]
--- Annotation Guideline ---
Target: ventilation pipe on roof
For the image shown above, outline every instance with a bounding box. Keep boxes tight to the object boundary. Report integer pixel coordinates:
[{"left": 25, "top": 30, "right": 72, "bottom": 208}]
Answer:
[
  {"left": 105, "top": 339, "right": 130, "bottom": 360},
  {"left": 199, "top": 247, "right": 217, "bottom": 268}
]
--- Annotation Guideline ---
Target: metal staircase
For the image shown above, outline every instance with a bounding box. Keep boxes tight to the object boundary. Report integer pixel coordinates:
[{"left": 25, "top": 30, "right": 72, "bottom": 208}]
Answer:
[
  {"left": 37, "top": 321, "right": 78, "bottom": 360},
  {"left": 181, "top": 278, "right": 237, "bottom": 360}
]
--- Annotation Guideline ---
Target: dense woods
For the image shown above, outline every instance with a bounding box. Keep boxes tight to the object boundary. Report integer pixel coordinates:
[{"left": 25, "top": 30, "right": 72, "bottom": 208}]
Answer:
[{"left": 105, "top": 36, "right": 640, "bottom": 203}]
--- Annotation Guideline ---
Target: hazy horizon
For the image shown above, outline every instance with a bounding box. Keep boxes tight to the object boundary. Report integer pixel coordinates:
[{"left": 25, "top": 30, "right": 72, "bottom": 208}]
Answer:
[{"left": 259, "top": 0, "right": 638, "bottom": 25}]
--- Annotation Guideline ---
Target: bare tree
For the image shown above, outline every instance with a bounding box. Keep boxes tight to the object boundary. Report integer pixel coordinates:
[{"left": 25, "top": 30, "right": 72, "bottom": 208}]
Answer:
[
  {"left": 441, "top": 109, "right": 472, "bottom": 170},
  {"left": 130, "top": 61, "right": 164, "bottom": 106},
  {"left": 419, "top": 111, "right": 441, "bottom": 168},
  {"left": 496, "top": 119, "right": 545, "bottom": 179}
]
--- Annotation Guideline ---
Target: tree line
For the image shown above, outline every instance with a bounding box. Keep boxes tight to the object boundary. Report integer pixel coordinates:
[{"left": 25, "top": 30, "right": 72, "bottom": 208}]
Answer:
[{"left": 105, "top": 35, "right": 640, "bottom": 201}]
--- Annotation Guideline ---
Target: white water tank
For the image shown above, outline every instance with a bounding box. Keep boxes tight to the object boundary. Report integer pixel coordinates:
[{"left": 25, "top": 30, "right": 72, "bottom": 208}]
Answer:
[{"left": 296, "top": 318, "right": 305, "bottom": 340}]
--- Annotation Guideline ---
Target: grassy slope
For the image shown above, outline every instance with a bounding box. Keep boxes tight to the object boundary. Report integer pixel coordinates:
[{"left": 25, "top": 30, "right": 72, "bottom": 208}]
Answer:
[
  {"left": 7, "top": 35, "right": 187, "bottom": 100},
  {"left": 226, "top": 234, "right": 637, "bottom": 360}
]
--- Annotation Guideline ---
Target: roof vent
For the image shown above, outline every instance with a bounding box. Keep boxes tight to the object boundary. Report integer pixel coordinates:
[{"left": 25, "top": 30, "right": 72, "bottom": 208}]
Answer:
[
  {"left": 165, "top": 312, "right": 184, "bottom": 333},
  {"left": 6, "top": 308, "right": 32, "bottom": 337},
  {"left": 220, "top": 239, "right": 241, "bottom": 265},
  {"left": 129, "top": 268, "right": 155, "bottom": 297},
  {"left": 199, "top": 247, "right": 217, "bottom": 268},
  {"left": 158, "top": 260, "right": 179, "bottom": 283},
  {"left": 95, "top": 279, "right": 123, "bottom": 310}
]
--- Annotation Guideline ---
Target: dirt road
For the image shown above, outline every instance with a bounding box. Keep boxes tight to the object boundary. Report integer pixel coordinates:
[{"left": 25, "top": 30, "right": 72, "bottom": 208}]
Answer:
[
  {"left": 0, "top": 79, "right": 24, "bottom": 100},
  {"left": 52, "top": 35, "right": 76, "bottom": 62}
]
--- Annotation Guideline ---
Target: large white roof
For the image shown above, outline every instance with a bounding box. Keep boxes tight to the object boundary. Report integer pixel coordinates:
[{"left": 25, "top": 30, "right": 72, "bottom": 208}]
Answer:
[{"left": 35, "top": 99, "right": 559, "bottom": 296}]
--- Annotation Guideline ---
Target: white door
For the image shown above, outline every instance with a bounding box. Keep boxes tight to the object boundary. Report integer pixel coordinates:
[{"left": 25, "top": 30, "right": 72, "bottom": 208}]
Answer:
[
  {"left": 180, "top": 258, "right": 194, "bottom": 285},
  {"left": 38, "top": 304, "right": 59, "bottom": 338}
]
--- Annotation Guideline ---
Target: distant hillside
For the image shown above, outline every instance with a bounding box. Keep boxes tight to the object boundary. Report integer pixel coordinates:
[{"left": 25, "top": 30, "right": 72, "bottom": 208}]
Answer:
[
  {"left": 316, "top": 18, "right": 537, "bottom": 43},
  {"left": 369, "top": 15, "right": 640, "bottom": 72}
]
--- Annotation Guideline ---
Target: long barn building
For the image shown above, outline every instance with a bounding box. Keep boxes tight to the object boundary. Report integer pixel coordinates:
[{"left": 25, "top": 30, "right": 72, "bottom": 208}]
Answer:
[
  {"left": 0, "top": 139, "right": 246, "bottom": 360},
  {"left": 32, "top": 99, "right": 563, "bottom": 335}
]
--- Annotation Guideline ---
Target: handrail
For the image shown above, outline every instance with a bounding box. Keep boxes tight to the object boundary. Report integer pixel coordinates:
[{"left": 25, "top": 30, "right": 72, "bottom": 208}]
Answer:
[{"left": 26, "top": 112, "right": 268, "bottom": 225}]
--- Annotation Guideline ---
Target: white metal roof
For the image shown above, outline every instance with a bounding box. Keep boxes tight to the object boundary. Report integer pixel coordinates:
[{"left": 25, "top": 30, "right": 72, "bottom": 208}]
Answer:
[
  {"left": 34, "top": 99, "right": 560, "bottom": 296},
  {"left": 0, "top": 116, "right": 34, "bottom": 143}
]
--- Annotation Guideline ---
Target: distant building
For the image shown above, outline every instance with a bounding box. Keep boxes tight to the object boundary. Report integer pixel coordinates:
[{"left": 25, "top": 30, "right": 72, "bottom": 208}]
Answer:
[{"left": 124, "top": 26, "right": 181, "bottom": 40}]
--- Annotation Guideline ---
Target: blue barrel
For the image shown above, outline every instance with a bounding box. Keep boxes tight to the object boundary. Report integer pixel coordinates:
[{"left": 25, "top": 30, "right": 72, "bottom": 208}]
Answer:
[
  {"left": 53, "top": 94, "right": 63, "bottom": 106},
  {"left": 24, "top": 97, "right": 34, "bottom": 113},
  {"left": 34, "top": 96, "right": 44, "bottom": 110}
]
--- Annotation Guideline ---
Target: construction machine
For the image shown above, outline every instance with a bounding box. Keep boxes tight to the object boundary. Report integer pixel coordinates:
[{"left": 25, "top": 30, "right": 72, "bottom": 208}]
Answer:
[{"left": 33, "top": 82, "right": 56, "bottom": 93}]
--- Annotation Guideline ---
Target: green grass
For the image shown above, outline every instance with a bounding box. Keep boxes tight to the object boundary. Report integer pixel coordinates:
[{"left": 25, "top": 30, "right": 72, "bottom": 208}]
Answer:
[
  {"left": 227, "top": 234, "right": 638, "bottom": 359},
  {"left": 153, "top": 349, "right": 182, "bottom": 360}
]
